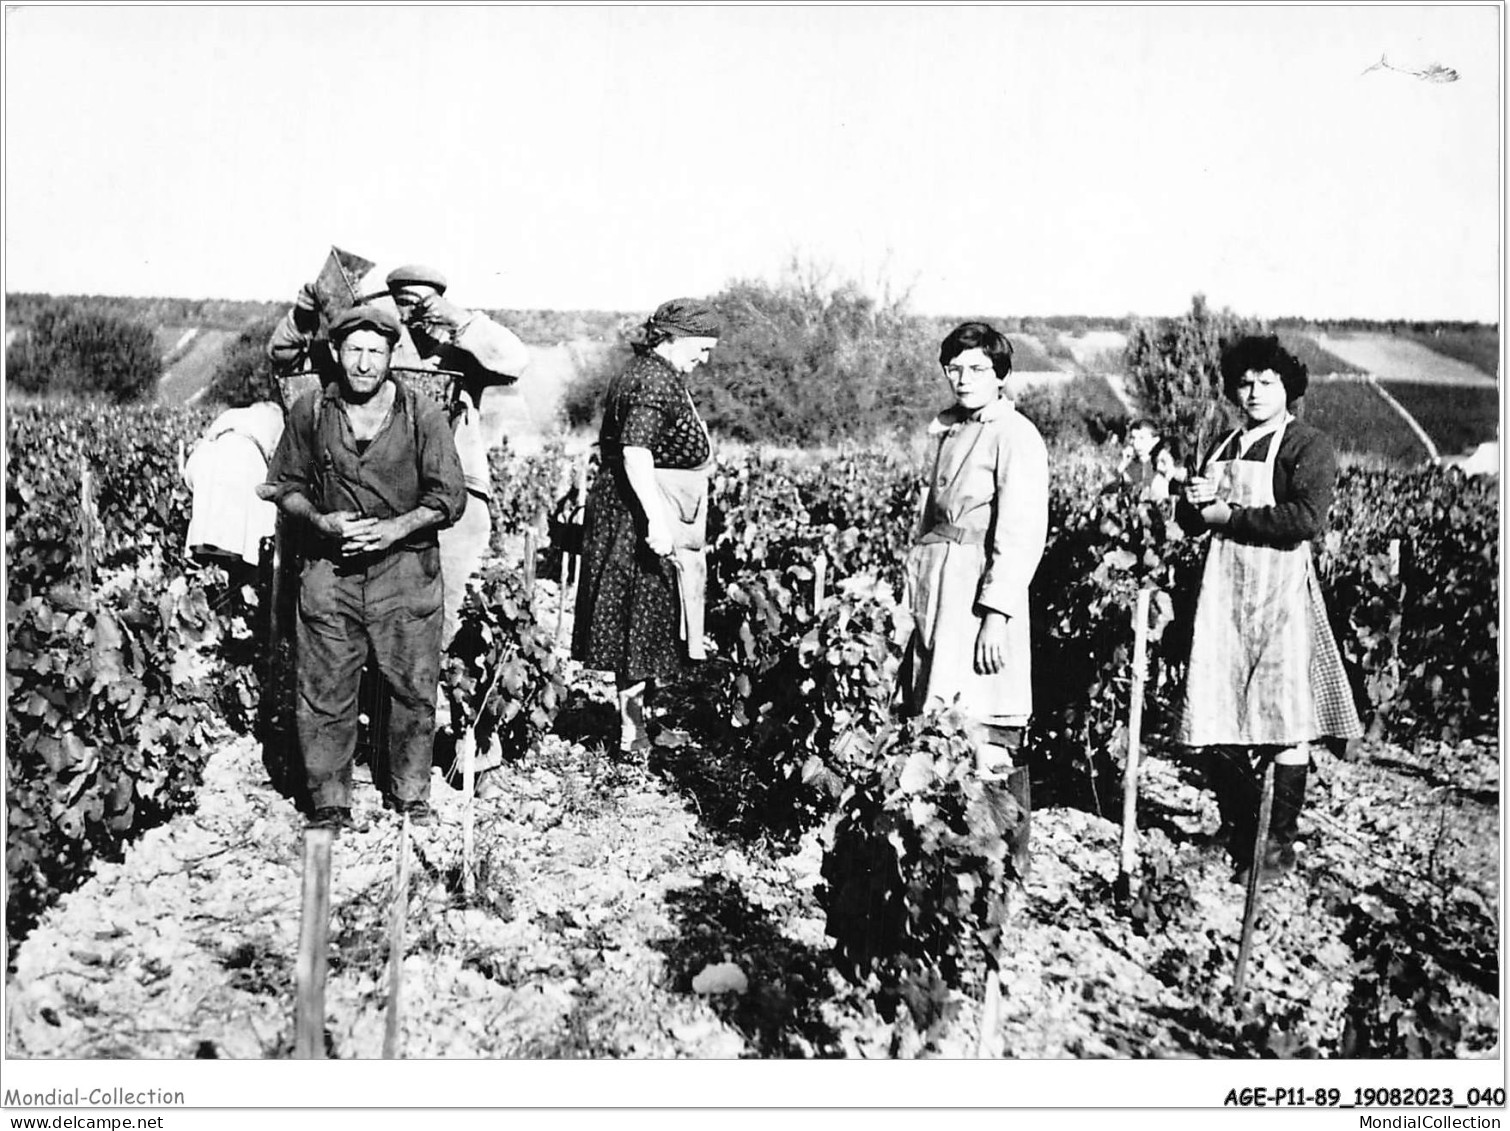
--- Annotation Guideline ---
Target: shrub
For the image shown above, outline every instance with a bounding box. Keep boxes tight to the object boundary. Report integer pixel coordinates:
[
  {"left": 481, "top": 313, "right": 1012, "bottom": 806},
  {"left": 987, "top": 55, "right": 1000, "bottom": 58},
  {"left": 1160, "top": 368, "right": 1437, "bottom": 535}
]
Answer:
[
  {"left": 6, "top": 299, "right": 162, "bottom": 403},
  {"left": 1123, "top": 294, "right": 1261, "bottom": 458},
  {"left": 1015, "top": 375, "right": 1128, "bottom": 446},
  {"left": 562, "top": 263, "right": 942, "bottom": 446},
  {"left": 201, "top": 315, "right": 284, "bottom": 408}
]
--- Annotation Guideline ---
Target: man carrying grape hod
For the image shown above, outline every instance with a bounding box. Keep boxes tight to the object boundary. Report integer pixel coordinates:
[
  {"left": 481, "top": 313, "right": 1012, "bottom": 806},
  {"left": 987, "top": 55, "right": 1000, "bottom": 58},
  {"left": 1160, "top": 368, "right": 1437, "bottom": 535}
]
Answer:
[
  {"left": 262, "top": 305, "right": 466, "bottom": 831},
  {"left": 269, "top": 264, "right": 531, "bottom": 792},
  {"left": 269, "top": 264, "right": 531, "bottom": 651}
]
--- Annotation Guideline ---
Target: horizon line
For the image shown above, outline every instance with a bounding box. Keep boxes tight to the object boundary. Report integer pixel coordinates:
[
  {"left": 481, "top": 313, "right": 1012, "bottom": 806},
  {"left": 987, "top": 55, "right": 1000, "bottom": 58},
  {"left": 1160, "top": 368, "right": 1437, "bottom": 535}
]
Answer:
[{"left": 1, "top": 289, "right": 1500, "bottom": 328}]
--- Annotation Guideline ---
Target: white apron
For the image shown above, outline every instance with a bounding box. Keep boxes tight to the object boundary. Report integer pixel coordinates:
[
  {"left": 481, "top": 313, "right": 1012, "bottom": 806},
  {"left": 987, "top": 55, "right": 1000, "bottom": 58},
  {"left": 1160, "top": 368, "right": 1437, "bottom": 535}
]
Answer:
[
  {"left": 1178, "top": 415, "right": 1363, "bottom": 747},
  {"left": 653, "top": 386, "right": 713, "bottom": 661}
]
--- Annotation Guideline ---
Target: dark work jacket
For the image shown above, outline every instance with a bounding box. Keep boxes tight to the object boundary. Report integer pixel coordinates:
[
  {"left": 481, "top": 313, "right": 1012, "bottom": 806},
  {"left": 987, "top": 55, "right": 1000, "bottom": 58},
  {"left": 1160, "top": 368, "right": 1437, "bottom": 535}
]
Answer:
[
  {"left": 264, "top": 380, "right": 466, "bottom": 557},
  {"left": 1176, "top": 419, "right": 1338, "bottom": 548}
]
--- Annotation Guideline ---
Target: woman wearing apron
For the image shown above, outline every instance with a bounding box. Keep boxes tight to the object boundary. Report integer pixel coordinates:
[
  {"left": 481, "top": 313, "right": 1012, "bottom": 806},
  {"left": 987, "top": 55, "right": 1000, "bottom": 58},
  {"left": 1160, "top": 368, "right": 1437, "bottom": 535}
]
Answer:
[
  {"left": 572, "top": 299, "right": 721, "bottom": 756},
  {"left": 1181, "top": 335, "right": 1362, "bottom": 884}
]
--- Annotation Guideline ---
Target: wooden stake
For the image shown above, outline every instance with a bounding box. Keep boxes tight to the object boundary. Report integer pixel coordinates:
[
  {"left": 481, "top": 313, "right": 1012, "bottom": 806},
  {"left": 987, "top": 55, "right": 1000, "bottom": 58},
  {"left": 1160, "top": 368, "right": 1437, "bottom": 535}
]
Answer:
[
  {"left": 294, "top": 828, "right": 334, "bottom": 1059},
  {"left": 975, "top": 965, "right": 1003, "bottom": 1059},
  {"left": 813, "top": 553, "right": 828, "bottom": 611},
  {"left": 523, "top": 527, "right": 537, "bottom": 597},
  {"left": 1118, "top": 589, "right": 1153, "bottom": 887},
  {"left": 79, "top": 464, "right": 96, "bottom": 595},
  {"left": 555, "top": 538, "right": 571, "bottom": 641},
  {"left": 1233, "top": 760, "right": 1276, "bottom": 1000},
  {"left": 975, "top": 885, "right": 1010, "bottom": 1059},
  {"left": 460, "top": 731, "right": 476, "bottom": 903},
  {"left": 383, "top": 814, "right": 411, "bottom": 1059}
]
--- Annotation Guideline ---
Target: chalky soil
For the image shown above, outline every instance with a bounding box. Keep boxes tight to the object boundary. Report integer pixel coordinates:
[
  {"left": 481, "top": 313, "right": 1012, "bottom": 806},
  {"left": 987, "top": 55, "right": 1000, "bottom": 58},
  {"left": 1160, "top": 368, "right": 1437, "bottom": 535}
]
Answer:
[{"left": 6, "top": 699, "right": 1499, "bottom": 1059}]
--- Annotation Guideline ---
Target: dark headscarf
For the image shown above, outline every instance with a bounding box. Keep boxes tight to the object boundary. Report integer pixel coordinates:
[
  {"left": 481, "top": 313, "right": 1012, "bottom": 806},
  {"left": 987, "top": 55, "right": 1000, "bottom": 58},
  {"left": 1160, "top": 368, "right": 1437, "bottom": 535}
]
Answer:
[{"left": 645, "top": 298, "right": 722, "bottom": 340}]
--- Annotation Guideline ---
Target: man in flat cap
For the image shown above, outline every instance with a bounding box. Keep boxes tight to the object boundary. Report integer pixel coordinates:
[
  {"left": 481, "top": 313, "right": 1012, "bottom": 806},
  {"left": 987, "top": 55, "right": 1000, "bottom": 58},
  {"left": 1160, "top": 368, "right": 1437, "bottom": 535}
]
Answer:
[
  {"left": 263, "top": 305, "right": 467, "bottom": 831},
  {"left": 270, "top": 263, "right": 531, "bottom": 647},
  {"left": 270, "top": 266, "right": 531, "bottom": 788},
  {"left": 381, "top": 265, "right": 533, "bottom": 648}
]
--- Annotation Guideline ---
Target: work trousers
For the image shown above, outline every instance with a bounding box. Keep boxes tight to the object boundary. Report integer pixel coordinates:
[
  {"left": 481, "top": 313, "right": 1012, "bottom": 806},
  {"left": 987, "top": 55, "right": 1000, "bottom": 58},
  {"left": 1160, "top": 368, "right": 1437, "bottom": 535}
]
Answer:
[{"left": 297, "top": 546, "right": 444, "bottom": 809}]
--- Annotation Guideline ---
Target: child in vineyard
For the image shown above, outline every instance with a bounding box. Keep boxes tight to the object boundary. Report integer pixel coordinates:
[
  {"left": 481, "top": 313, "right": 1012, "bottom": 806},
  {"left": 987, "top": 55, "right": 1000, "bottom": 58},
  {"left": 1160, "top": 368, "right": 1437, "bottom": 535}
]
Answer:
[
  {"left": 900, "top": 321, "right": 1049, "bottom": 872},
  {"left": 1114, "top": 418, "right": 1162, "bottom": 493},
  {"left": 1180, "top": 334, "right": 1363, "bottom": 884},
  {"left": 1146, "top": 437, "right": 1189, "bottom": 503}
]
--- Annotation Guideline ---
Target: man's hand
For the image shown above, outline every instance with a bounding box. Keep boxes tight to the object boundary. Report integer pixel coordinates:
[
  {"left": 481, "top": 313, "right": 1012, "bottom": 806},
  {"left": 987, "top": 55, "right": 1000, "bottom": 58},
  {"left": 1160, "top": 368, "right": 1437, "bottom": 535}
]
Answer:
[
  {"left": 974, "top": 611, "right": 1010, "bottom": 675},
  {"left": 417, "top": 293, "right": 472, "bottom": 335},
  {"left": 292, "top": 282, "right": 323, "bottom": 333},
  {"left": 313, "top": 510, "right": 364, "bottom": 541},
  {"left": 340, "top": 516, "right": 405, "bottom": 556}
]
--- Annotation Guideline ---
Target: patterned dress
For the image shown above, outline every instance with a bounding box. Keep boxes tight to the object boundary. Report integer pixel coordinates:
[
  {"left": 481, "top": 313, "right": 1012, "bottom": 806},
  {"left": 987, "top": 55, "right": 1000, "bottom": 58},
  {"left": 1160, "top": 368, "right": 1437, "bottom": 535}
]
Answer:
[{"left": 572, "top": 351, "right": 711, "bottom": 682}]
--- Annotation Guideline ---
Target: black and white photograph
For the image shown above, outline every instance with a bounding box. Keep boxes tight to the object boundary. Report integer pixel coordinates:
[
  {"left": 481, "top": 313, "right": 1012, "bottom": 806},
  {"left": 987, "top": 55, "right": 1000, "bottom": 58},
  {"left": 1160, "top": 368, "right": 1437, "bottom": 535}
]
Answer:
[{"left": 1, "top": 1, "right": 1503, "bottom": 1123}]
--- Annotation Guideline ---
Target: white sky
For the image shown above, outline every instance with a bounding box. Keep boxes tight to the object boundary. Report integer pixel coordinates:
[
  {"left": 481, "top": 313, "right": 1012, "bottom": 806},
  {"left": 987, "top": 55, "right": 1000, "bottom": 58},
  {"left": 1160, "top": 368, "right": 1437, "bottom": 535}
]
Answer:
[{"left": 3, "top": 3, "right": 1502, "bottom": 321}]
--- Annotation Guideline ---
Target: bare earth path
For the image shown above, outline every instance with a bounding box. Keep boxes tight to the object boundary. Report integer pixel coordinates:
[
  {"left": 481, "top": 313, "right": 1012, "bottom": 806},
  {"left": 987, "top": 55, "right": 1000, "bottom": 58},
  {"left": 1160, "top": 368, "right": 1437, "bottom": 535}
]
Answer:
[{"left": 5, "top": 576, "right": 1499, "bottom": 1059}]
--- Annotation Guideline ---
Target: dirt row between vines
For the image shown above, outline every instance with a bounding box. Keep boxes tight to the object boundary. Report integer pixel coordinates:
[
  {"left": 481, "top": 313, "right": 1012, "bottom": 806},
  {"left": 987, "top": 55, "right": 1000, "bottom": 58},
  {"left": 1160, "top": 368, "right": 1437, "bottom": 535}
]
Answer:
[{"left": 7, "top": 664, "right": 1499, "bottom": 1060}]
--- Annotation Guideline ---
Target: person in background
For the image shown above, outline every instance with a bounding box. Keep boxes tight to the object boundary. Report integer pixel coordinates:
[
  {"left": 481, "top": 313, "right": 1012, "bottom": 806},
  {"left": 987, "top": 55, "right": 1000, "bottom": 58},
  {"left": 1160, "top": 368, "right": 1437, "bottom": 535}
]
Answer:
[
  {"left": 181, "top": 390, "right": 285, "bottom": 584},
  {"left": 1179, "top": 334, "right": 1362, "bottom": 884},
  {"left": 572, "top": 299, "right": 721, "bottom": 757},
  {"left": 1146, "top": 436, "right": 1189, "bottom": 503},
  {"left": 1115, "top": 418, "right": 1162, "bottom": 493},
  {"left": 380, "top": 264, "right": 532, "bottom": 649},
  {"left": 263, "top": 305, "right": 466, "bottom": 832},
  {"left": 900, "top": 321, "right": 1049, "bottom": 874}
]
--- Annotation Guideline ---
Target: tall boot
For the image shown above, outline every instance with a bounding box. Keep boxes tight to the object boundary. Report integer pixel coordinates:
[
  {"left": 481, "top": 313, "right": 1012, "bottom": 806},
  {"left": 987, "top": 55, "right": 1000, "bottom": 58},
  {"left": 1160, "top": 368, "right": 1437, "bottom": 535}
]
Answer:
[
  {"left": 1263, "top": 762, "right": 1308, "bottom": 873},
  {"left": 1205, "top": 746, "right": 1257, "bottom": 858}
]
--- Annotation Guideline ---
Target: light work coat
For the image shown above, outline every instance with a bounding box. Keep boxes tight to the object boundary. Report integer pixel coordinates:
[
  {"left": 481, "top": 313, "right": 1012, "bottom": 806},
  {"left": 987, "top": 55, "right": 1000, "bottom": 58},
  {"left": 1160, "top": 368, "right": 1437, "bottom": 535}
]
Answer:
[{"left": 901, "top": 397, "right": 1049, "bottom": 727}]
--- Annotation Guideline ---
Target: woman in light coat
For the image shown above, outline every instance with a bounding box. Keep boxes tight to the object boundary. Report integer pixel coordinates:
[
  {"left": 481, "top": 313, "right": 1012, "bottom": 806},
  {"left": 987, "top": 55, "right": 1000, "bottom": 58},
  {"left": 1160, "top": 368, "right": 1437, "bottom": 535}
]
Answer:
[{"left": 901, "top": 321, "right": 1049, "bottom": 868}]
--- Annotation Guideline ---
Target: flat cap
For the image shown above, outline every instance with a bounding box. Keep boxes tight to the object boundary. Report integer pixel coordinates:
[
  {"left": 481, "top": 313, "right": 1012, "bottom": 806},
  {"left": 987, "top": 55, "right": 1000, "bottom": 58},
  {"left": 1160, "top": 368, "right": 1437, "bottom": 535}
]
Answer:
[
  {"left": 385, "top": 264, "right": 448, "bottom": 293},
  {"left": 328, "top": 304, "right": 402, "bottom": 344}
]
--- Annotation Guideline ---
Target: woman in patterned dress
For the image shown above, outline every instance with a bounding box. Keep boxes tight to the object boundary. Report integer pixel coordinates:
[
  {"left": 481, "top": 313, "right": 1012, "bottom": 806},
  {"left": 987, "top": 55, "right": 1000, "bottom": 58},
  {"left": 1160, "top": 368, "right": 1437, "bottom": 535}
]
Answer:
[
  {"left": 572, "top": 299, "right": 722, "bottom": 755},
  {"left": 1179, "top": 335, "right": 1363, "bottom": 884}
]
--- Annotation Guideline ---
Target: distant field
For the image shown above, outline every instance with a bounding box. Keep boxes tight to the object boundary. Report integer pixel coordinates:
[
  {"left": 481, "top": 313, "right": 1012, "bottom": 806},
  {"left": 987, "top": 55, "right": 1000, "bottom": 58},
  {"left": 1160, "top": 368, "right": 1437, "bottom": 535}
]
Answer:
[
  {"left": 1378, "top": 381, "right": 1500, "bottom": 457},
  {"left": 158, "top": 330, "right": 234, "bottom": 405},
  {"left": 1303, "top": 379, "right": 1431, "bottom": 465},
  {"left": 1313, "top": 332, "right": 1495, "bottom": 387},
  {"left": 1394, "top": 327, "right": 1499, "bottom": 379},
  {"left": 515, "top": 340, "right": 614, "bottom": 436},
  {"left": 487, "top": 309, "right": 634, "bottom": 347},
  {"left": 1056, "top": 330, "right": 1127, "bottom": 370},
  {"left": 1276, "top": 331, "right": 1366, "bottom": 377},
  {"left": 1004, "top": 333, "right": 1062, "bottom": 373},
  {"left": 154, "top": 327, "right": 191, "bottom": 359}
]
